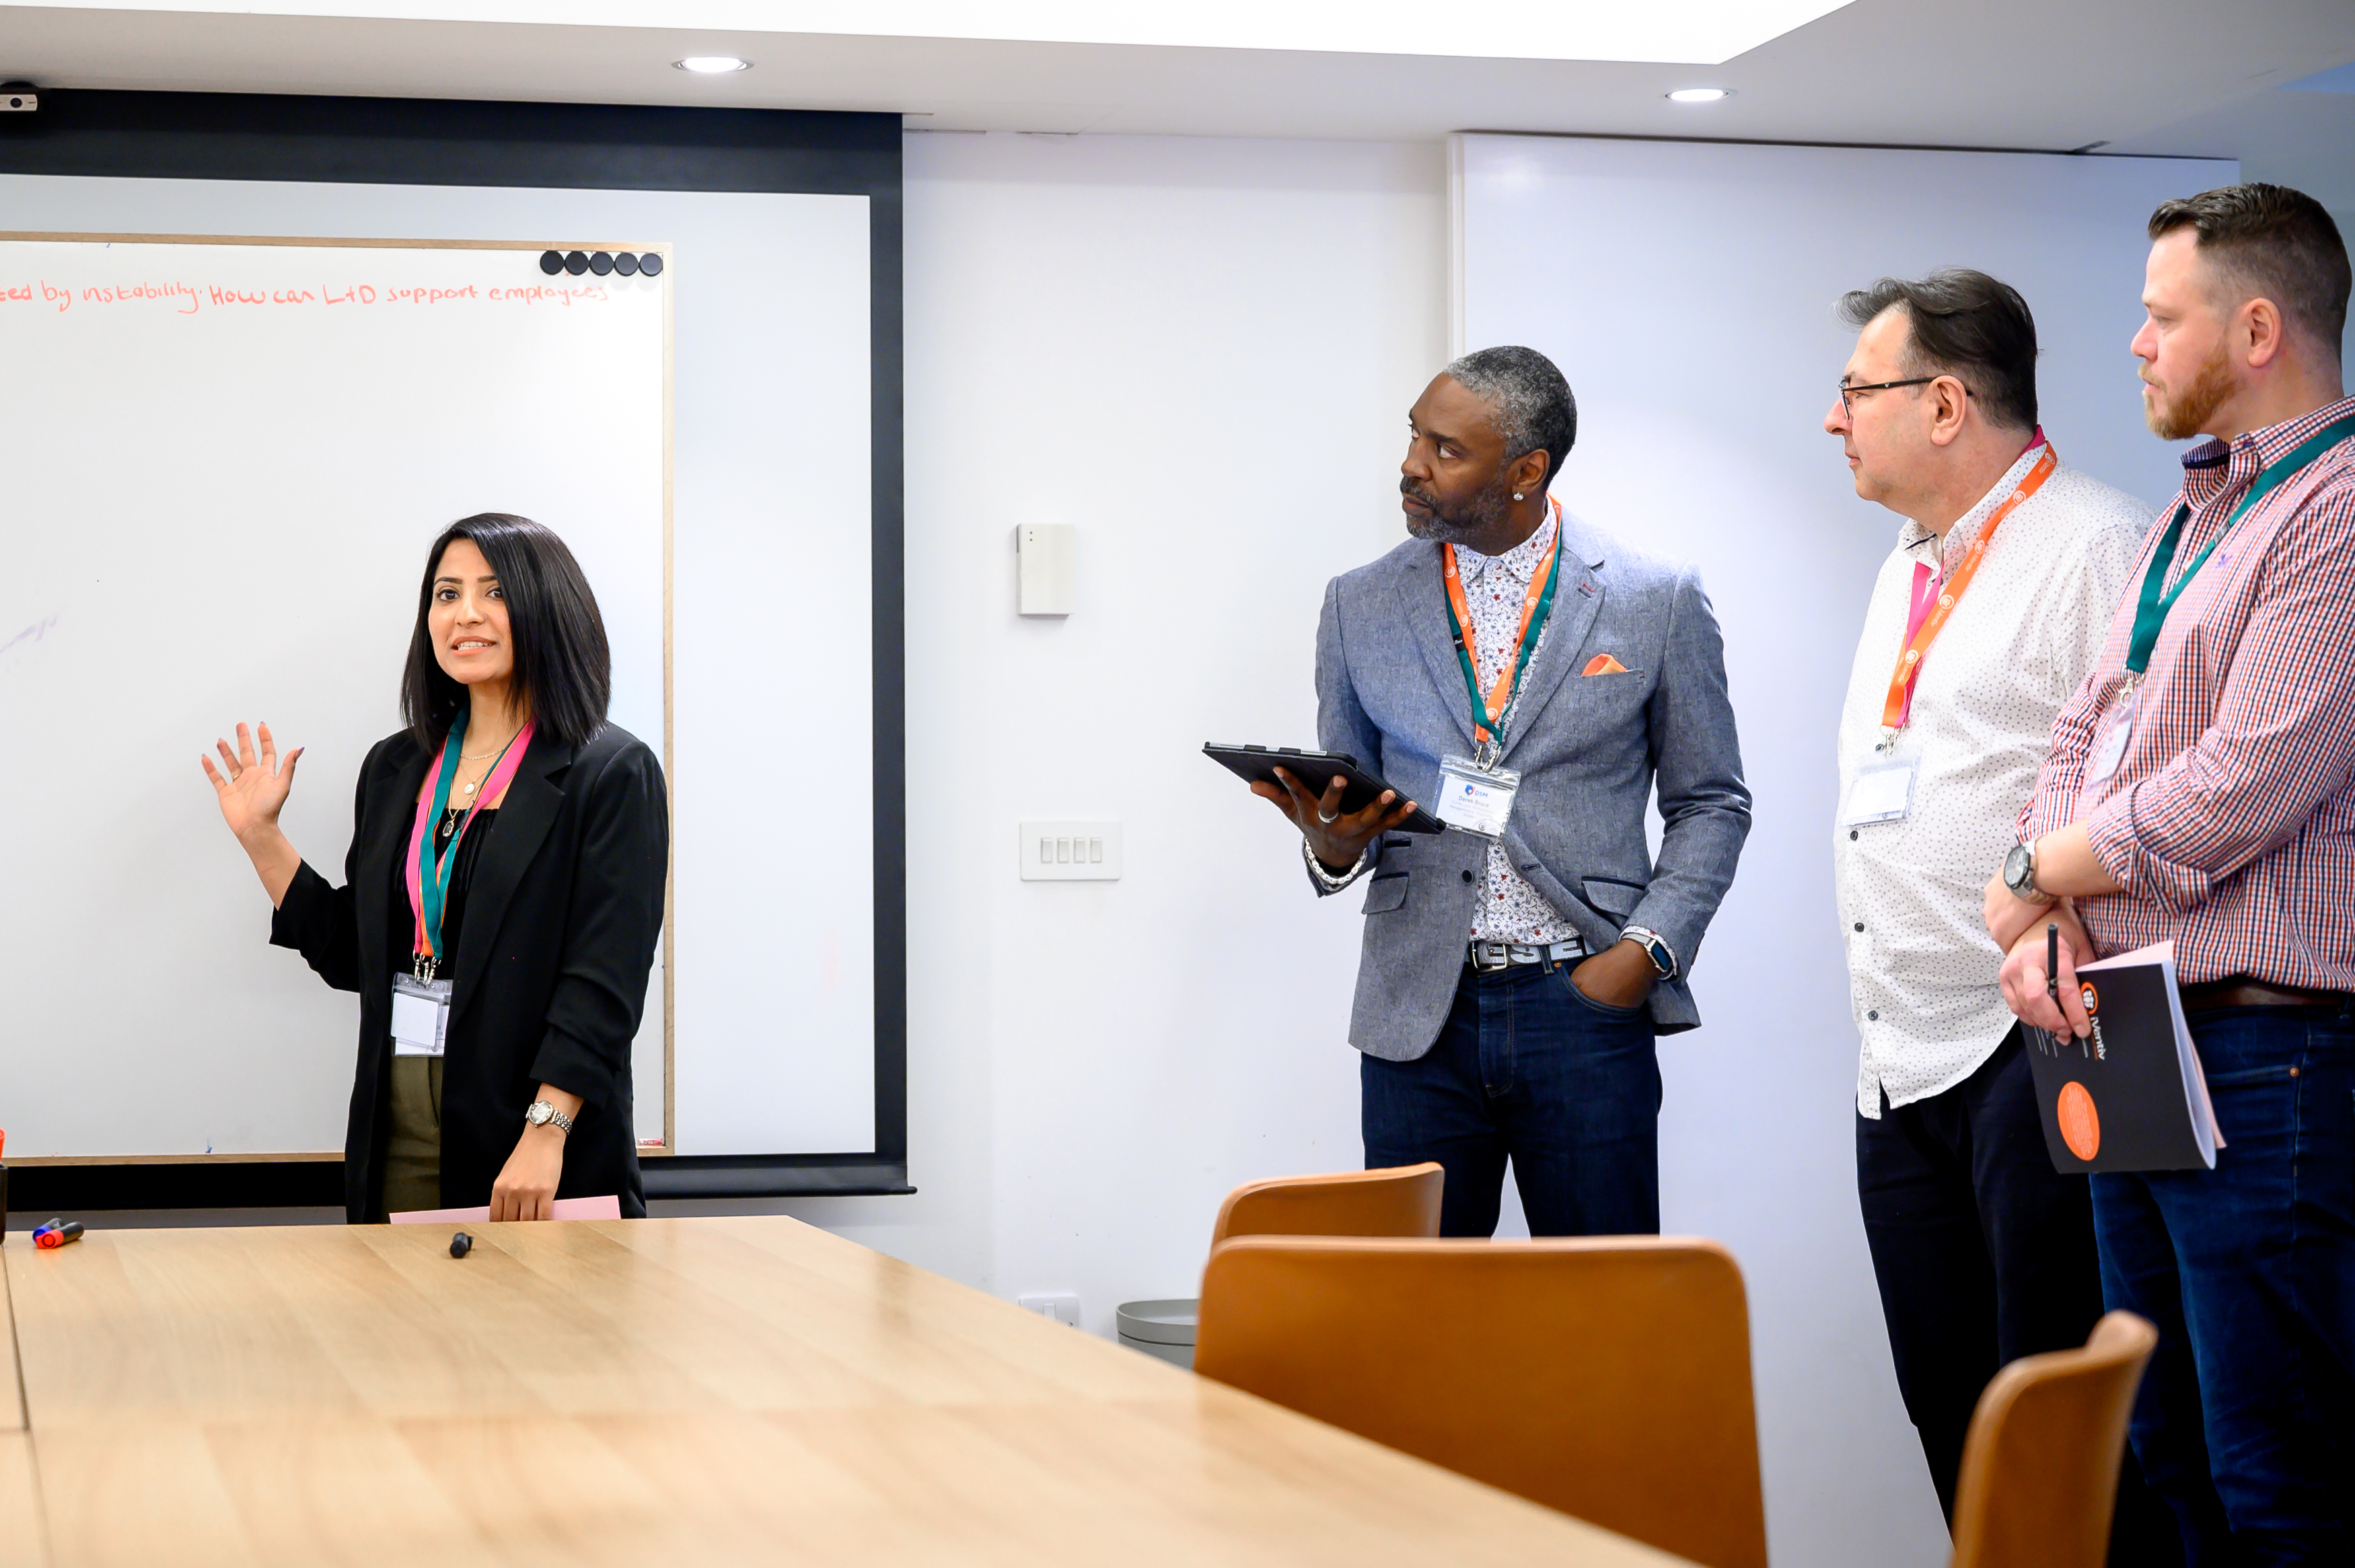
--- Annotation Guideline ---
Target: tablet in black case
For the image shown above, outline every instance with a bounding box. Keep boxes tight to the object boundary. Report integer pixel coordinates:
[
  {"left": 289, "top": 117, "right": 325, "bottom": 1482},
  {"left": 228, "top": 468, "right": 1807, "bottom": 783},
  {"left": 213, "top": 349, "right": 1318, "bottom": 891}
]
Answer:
[{"left": 1202, "top": 744, "right": 1445, "bottom": 834}]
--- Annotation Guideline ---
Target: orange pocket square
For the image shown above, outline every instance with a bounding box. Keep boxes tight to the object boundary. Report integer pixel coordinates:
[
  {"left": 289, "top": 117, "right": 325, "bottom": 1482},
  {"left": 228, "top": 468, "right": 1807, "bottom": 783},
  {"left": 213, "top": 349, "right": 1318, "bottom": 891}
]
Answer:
[{"left": 1581, "top": 654, "right": 1630, "bottom": 676}]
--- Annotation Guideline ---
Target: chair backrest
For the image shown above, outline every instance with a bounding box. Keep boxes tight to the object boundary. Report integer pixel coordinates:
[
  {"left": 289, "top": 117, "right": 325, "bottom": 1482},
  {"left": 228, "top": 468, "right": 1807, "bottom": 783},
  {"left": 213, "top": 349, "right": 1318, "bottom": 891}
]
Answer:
[
  {"left": 1194, "top": 1235, "right": 1767, "bottom": 1568},
  {"left": 1208, "top": 1162, "right": 1444, "bottom": 1247},
  {"left": 1949, "top": 1311, "right": 2159, "bottom": 1568}
]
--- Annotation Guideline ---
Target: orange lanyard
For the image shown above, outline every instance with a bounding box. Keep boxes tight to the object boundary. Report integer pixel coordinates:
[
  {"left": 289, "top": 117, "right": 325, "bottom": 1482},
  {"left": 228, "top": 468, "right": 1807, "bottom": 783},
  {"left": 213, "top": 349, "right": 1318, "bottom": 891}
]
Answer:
[
  {"left": 1879, "top": 443, "right": 2056, "bottom": 731},
  {"left": 1441, "top": 498, "right": 1562, "bottom": 746}
]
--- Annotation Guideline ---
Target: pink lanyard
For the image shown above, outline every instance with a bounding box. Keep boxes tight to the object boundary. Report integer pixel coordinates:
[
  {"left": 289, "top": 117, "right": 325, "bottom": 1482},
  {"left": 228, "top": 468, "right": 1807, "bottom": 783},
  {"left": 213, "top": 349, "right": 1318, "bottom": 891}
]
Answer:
[
  {"left": 1893, "top": 562, "right": 1943, "bottom": 730},
  {"left": 404, "top": 720, "right": 534, "bottom": 969}
]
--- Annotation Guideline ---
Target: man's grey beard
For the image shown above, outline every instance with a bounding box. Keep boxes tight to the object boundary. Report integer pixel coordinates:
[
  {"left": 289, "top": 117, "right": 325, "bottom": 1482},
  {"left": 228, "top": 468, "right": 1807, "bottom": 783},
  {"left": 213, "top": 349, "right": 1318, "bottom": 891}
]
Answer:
[
  {"left": 1402, "top": 477, "right": 1515, "bottom": 546},
  {"left": 2145, "top": 340, "right": 2235, "bottom": 441}
]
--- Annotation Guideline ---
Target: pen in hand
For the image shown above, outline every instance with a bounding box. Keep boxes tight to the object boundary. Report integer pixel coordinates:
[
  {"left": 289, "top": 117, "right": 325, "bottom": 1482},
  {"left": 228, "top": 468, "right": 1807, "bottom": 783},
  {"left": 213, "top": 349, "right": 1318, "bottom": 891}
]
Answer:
[{"left": 2046, "top": 922, "right": 2060, "bottom": 1017}]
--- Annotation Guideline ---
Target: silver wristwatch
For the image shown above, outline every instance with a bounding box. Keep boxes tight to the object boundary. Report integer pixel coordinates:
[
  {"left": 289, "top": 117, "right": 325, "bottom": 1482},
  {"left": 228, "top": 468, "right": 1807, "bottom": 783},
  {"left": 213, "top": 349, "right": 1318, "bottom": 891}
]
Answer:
[
  {"left": 524, "top": 1100, "right": 575, "bottom": 1133},
  {"left": 1622, "top": 925, "right": 1678, "bottom": 980},
  {"left": 2002, "top": 839, "right": 2041, "bottom": 901}
]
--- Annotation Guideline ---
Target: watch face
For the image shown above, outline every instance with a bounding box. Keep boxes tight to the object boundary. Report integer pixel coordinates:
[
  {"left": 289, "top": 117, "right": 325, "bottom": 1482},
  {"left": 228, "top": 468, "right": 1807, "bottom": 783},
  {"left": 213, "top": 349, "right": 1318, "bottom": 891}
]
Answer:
[
  {"left": 526, "top": 1102, "right": 551, "bottom": 1125},
  {"left": 2004, "top": 843, "right": 2032, "bottom": 892}
]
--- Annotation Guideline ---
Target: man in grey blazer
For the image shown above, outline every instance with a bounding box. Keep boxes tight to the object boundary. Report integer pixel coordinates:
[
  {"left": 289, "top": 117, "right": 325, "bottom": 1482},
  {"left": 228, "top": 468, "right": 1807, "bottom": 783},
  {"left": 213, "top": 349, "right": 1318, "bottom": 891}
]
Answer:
[{"left": 1253, "top": 346, "right": 1750, "bottom": 1236}]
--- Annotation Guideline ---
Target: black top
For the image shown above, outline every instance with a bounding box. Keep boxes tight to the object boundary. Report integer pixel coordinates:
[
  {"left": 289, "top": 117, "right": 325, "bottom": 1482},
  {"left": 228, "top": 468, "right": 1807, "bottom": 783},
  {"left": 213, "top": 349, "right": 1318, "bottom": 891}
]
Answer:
[
  {"left": 390, "top": 807, "right": 499, "bottom": 974},
  {"left": 270, "top": 724, "right": 667, "bottom": 1222}
]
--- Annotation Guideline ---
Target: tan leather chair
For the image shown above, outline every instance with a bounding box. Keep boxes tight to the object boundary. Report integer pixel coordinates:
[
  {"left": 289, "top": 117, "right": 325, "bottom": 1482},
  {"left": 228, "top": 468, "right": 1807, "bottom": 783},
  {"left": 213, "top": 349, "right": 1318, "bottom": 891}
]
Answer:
[
  {"left": 1194, "top": 1235, "right": 1767, "bottom": 1568},
  {"left": 1949, "top": 1311, "right": 2159, "bottom": 1568},
  {"left": 1208, "top": 1162, "right": 1444, "bottom": 1246}
]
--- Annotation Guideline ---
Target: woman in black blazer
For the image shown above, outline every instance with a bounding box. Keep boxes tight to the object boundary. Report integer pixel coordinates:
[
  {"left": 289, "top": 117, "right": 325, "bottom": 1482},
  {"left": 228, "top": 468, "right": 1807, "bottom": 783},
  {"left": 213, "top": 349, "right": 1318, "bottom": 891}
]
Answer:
[{"left": 204, "top": 513, "right": 667, "bottom": 1222}]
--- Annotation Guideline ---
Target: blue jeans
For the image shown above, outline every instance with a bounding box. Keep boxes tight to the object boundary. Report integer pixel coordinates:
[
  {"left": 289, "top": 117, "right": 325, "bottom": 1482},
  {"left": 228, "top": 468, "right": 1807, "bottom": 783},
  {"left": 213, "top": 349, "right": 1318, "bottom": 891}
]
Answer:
[
  {"left": 2093, "top": 1005, "right": 2355, "bottom": 1565},
  {"left": 1361, "top": 959, "right": 1660, "bottom": 1238}
]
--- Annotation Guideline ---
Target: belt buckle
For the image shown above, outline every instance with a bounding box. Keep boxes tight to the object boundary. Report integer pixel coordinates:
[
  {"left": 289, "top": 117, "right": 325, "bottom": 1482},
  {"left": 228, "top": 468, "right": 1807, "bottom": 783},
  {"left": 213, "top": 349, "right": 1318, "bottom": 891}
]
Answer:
[{"left": 1469, "top": 942, "right": 1507, "bottom": 971}]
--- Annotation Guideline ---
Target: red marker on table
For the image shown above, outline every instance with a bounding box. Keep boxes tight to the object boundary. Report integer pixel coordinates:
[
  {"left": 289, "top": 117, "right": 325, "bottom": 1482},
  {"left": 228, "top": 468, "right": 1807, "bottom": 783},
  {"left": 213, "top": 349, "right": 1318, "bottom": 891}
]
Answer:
[{"left": 32, "top": 1218, "right": 83, "bottom": 1249}]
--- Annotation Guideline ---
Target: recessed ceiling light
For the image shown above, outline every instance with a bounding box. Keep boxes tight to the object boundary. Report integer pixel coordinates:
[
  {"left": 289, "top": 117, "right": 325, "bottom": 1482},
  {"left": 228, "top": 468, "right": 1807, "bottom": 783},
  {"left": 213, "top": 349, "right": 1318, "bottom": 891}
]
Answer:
[
  {"left": 675, "top": 57, "right": 751, "bottom": 73},
  {"left": 1667, "top": 87, "right": 1733, "bottom": 104}
]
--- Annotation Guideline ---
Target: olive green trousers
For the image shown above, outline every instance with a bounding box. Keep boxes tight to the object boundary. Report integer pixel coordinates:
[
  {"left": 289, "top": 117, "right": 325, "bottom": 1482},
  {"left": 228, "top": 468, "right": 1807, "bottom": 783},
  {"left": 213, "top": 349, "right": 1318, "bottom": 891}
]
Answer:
[{"left": 379, "top": 1055, "right": 445, "bottom": 1217}]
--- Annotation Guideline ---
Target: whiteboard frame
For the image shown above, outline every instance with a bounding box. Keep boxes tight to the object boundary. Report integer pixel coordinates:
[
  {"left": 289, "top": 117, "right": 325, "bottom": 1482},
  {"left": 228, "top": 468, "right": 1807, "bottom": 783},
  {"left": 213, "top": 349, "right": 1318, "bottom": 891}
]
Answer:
[
  {"left": 3, "top": 229, "right": 679, "bottom": 1167},
  {"left": 0, "top": 90, "right": 910, "bottom": 1208}
]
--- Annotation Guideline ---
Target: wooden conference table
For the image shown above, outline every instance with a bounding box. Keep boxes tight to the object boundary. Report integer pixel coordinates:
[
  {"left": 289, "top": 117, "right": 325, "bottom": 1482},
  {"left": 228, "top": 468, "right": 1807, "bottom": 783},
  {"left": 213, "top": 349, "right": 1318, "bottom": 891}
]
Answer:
[{"left": 0, "top": 1216, "right": 1690, "bottom": 1567}]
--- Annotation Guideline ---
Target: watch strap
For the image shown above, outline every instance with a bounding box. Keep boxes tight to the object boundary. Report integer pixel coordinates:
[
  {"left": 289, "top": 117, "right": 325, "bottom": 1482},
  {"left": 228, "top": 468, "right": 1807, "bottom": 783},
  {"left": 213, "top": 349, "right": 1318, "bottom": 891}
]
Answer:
[{"left": 1621, "top": 925, "right": 1679, "bottom": 981}]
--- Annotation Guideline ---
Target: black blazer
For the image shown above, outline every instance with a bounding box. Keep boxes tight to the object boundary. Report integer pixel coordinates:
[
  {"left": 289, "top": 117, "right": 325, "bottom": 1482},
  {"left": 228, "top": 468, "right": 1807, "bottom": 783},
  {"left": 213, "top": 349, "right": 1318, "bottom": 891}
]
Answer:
[{"left": 272, "top": 722, "right": 668, "bottom": 1222}]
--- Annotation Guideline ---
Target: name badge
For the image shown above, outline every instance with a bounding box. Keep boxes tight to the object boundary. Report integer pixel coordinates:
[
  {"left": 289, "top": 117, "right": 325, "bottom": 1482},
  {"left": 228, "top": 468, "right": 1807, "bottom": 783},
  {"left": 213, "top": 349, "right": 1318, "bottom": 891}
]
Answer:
[
  {"left": 1844, "top": 759, "right": 1917, "bottom": 826},
  {"left": 1436, "top": 753, "right": 1519, "bottom": 838},
  {"left": 2087, "top": 687, "right": 2137, "bottom": 787},
  {"left": 391, "top": 973, "right": 451, "bottom": 1057}
]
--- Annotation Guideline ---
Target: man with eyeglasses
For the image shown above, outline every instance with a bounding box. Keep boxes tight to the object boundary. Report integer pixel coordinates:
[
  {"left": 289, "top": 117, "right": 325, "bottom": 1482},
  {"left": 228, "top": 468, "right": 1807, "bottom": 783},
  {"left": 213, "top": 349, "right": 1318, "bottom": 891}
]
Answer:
[{"left": 1824, "top": 270, "right": 2165, "bottom": 1557}]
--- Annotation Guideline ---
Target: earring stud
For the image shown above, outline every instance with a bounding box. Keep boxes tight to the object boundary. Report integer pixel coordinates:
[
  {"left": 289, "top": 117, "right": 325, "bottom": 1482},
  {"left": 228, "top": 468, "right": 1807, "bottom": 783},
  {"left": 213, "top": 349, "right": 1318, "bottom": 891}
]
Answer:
[{"left": 1513, "top": 492, "right": 1525, "bottom": 500}]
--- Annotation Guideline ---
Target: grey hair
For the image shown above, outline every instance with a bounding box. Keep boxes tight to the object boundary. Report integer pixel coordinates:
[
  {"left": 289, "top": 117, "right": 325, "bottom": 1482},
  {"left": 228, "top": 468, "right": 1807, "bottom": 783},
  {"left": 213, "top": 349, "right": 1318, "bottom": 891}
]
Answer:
[{"left": 1442, "top": 345, "right": 1578, "bottom": 488}]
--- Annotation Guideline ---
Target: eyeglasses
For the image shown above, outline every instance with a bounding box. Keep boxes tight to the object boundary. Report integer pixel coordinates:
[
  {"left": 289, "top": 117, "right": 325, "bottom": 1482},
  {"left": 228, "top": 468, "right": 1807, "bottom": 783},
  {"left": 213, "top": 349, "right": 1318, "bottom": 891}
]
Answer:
[{"left": 1837, "top": 376, "right": 1945, "bottom": 418}]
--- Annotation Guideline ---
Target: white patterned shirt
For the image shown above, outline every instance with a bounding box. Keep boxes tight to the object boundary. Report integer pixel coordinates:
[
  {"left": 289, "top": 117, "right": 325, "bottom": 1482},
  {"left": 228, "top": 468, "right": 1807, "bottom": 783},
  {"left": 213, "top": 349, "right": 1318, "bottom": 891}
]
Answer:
[
  {"left": 1453, "top": 511, "right": 1574, "bottom": 943},
  {"left": 1834, "top": 440, "right": 2150, "bottom": 1117}
]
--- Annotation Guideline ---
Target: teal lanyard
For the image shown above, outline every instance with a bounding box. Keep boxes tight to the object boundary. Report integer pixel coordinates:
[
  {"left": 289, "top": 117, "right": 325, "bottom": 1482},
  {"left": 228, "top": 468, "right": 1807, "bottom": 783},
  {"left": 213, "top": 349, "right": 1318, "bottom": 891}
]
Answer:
[
  {"left": 2127, "top": 414, "right": 2355, "bottom": 675},
  {"left": 1443, "top": 523, "right": 1565, "bottom": 752},
  {"left": 415, "top": 708, "right": 520, "bottom": 965}
]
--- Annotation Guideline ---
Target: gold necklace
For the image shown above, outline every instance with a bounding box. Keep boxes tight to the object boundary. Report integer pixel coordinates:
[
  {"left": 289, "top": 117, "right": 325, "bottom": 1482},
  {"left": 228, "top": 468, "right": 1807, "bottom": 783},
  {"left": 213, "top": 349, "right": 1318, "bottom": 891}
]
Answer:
[{"left": 457, "top": 730, "right": 520, "bottom": 795}]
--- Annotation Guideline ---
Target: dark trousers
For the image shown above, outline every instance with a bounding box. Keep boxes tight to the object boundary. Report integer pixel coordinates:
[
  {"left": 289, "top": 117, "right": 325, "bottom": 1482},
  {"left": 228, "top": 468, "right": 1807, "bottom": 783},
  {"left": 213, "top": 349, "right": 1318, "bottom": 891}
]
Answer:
[
  {"left": 1361, "top": 959, "right": 1659, "bottom": 1238},
  {"left": 2094, "top": 1005, "right": 2355, "bottom": 1567},
  {"left": 1858, "top": 1027, "right": 2178, "bottom": 1565}
]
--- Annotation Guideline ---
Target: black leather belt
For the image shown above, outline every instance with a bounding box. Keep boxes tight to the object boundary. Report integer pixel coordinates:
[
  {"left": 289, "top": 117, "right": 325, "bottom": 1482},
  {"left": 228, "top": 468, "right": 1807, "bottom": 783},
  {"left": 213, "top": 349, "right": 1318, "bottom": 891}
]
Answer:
[{"left": 2179, "top": 977, "right": 2353, "bottom": 1014}]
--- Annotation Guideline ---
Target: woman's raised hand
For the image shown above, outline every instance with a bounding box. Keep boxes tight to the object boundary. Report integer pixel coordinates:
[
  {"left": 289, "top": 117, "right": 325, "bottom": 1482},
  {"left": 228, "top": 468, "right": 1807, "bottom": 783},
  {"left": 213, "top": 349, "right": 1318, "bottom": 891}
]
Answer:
[{"left": 202, "top": 721, "right": 303, "bottom": 845}]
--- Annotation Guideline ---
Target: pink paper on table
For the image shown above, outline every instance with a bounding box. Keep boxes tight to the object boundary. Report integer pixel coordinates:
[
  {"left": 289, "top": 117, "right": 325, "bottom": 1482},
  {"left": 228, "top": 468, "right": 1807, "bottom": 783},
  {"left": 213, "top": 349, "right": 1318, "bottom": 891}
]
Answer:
[{"left": 388, "top": 1194, "right": 622, "bottom": 1224}]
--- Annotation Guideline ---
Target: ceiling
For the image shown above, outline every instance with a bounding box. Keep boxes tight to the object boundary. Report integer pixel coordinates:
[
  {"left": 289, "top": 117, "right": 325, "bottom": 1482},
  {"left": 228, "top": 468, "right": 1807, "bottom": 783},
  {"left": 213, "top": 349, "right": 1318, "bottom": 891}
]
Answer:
[{"left": 2, "top": 0, "right": 2352, "bottom": 207}]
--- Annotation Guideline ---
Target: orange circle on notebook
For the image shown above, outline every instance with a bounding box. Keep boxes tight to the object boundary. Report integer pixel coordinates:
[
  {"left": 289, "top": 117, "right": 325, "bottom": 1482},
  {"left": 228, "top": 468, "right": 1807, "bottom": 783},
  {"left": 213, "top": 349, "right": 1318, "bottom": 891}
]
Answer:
[{"left": 2058, "top": 1082, "right": 2101, "bottom": 1162}]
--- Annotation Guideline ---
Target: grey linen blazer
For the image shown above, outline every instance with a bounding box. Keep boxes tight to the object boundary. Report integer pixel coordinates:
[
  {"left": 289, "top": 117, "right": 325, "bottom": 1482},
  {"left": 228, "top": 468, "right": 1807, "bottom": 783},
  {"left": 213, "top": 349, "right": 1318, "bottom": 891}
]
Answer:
[{"left": 1315, "top": 512, "right": 1751, "bottom": 1059}]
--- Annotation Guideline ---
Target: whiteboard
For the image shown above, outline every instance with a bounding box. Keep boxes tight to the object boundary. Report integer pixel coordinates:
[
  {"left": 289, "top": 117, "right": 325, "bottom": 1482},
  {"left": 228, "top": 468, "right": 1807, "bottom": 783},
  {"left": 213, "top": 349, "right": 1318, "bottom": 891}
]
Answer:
[
  {"left": 1, "top": 233, "right": 666, "bottom": 1160},
  {"left": 0, "top": 180, "right": 876, "bottom": 1164},
  {"left": 1453, "top": 137, "right": 2235, "bottom": 1565}
]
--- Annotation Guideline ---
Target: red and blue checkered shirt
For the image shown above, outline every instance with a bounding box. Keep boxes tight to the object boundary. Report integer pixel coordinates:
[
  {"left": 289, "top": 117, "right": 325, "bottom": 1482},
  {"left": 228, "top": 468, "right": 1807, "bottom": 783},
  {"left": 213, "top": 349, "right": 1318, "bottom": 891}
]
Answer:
[{"left": 2021, "top": 395, "right": 2355, "bottom": 987}]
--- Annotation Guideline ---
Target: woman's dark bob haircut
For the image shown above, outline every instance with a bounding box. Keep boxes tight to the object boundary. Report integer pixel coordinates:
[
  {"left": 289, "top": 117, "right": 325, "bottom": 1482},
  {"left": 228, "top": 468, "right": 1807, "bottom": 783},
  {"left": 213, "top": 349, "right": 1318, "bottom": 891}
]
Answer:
[{"left": 401, "top": 513, "right": 612, "bottom": 754}]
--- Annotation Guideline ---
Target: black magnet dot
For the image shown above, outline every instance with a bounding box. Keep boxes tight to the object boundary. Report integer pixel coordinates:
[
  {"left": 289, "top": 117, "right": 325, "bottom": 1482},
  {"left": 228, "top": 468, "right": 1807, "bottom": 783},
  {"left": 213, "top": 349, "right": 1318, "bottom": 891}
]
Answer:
[
  {"left": 538, "top": 250, "right": 564, "bottom": 276},
  {"left": 612, "top": 252, "right": 640, "bottom": 276},
  {"left": 638, "top": 252, "right": 664, "bottom": 276},
  {"left": 589, "top": 251, "right": 614, "bottom": 276},
  {"left": 1460, "top": 869, "right": 1474, "bottom": 883},
  {"left": 563, "top": 250, "right": 590, "bottom": 276}
]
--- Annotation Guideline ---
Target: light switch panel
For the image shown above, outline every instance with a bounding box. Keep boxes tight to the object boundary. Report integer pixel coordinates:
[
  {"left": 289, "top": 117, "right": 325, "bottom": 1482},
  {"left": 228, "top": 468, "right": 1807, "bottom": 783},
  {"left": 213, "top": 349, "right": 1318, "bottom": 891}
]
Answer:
[
  {"left": 1017, "top": 1292, "right": 1083, "bottom": 1328},
  {"left": 1019, "top": 820, "right": 1122, "bottom": 881},
  {"left": 1016, "top": 523, "right": 1075, "bottom": 615}
]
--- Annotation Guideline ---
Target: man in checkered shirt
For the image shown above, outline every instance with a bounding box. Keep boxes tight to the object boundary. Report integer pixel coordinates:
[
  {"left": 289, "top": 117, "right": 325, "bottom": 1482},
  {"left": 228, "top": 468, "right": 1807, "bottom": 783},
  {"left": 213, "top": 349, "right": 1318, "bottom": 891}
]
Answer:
[{"left": 1988, "top": 184, "right": 2355, "bottom": 1562}]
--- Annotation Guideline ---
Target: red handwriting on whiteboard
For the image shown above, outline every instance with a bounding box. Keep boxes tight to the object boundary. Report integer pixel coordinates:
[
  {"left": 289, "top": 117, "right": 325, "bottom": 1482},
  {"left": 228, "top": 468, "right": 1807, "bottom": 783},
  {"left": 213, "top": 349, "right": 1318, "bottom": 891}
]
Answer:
[
  {"left": 485, "top": 284, "right": 612, "bottom": 305},
  {"left": 3, "top": 279, "right": 618, "bottom": 313},
  {"left": 77, "top": 281, "right": 203, "bottom": 313}
]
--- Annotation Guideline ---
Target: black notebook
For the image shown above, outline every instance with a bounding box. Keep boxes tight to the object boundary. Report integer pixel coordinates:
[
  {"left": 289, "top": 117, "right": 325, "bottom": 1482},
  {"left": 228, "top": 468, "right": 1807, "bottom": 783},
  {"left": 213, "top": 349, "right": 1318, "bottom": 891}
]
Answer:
[{"left": 2023, "top": 940, "right": 2223, "bottom": 1174}]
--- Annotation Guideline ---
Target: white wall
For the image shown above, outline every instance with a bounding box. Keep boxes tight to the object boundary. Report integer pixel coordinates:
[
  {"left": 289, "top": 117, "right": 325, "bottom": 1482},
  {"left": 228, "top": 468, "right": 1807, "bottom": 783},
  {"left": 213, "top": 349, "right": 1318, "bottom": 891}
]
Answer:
[{"left": 761, "top": 127, "right": 1451, "bottom": 1294}]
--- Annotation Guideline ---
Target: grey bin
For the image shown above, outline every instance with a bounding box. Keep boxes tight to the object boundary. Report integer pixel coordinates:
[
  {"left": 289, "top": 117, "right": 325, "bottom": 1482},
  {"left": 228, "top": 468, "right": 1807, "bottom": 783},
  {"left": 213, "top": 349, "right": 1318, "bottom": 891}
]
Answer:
[{"left": 1116, "top": 1298, "right": 1198, "bottom": 1370}]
